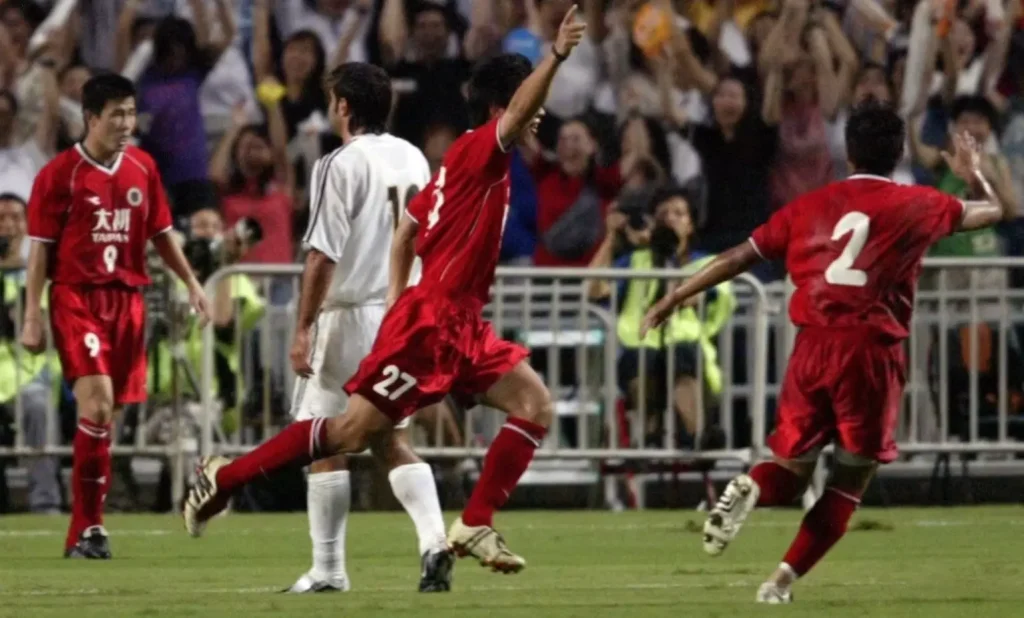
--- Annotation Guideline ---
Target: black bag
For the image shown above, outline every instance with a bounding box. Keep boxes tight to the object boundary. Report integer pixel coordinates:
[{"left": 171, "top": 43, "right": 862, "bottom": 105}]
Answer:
[{"left": 541, "top": 182, "right": 604, "bottom": 261}]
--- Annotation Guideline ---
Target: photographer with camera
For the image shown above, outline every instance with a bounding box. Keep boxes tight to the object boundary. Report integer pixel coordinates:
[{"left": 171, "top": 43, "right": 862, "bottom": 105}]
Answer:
[
  {"left": 149, "top": 208, "right": 266, "bottom": 411},
  {"left": 0, "top": 201, "right": 61, "bottom": 512},
  {"left": 587, "top": 185, "right": 734, "bottom": 448}
]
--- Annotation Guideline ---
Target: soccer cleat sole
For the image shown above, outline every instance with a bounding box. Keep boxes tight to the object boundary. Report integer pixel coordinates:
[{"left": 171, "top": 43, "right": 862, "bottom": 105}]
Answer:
[{"left": 450, "top": 542, "right": 525, "bottom": 574}]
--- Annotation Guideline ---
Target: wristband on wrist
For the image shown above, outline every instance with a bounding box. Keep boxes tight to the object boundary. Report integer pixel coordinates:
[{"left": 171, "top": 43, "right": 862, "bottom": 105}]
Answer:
[{"left": 552, "top": 45, "right": 568, "bottom": 62}]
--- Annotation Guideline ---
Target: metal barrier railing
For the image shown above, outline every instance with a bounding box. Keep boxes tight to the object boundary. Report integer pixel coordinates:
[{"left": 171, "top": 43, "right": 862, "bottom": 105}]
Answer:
[{"left": 4, "top": 257, "right": 1024, "bottom": 510}]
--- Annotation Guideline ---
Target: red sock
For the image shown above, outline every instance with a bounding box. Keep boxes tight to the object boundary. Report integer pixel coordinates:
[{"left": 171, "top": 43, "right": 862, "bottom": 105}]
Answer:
[
  {"left": 781, "top": 487, "right": 860, "bottom": 577},
  {"left": 462, "top": 417, "right": 547, "bottom": 527},
  {"left": 66, "top": 418, "right": 111, "bottom": 551},
  {"left": 215, "top": 418, "right": 328, "bottom": 493},
  {"left": 749, "top": 461, "right": 805, "bottom": 506}
]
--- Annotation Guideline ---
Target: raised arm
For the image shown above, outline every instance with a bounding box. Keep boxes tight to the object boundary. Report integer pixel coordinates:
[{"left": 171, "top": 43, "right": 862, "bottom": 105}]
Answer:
[
  {"left": 498, "top": 5, "right": 586, "bottom": 148},
  {"left": 943, "top": 130, "right": 1006, "bottom": 231},
  {"left": 642, "top": 241, "right": 761, "bottom": 336}
]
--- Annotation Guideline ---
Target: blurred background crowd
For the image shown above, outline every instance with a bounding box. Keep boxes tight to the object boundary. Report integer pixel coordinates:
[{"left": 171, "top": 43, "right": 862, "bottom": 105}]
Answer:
[{"left": 4, "top": 0, "right": 1024, "bottom": 513}]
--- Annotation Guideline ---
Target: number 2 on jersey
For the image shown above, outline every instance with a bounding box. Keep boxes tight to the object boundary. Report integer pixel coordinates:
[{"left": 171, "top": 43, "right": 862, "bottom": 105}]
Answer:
[
  {"left": 824, "top": 212, "right": 870, "bottom": 287},
  {"left": 427, "top": 167, "right": 446, "bottom": 230}
]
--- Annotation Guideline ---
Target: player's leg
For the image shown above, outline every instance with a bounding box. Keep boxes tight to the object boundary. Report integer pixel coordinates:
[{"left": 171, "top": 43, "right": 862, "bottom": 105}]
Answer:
[
  {"left": 65, "top": 376, "right": 116, "bottom": 558},
  {"left": 448, "top": 355, "right": 551, "bottom": 573},
  {"left": 703, "top": 332, "right": 830, "bottom": 557},
  {"left": 368, "top": 420, "right": 452, "bottom": 592},
  {"left": 185, "top": 393, "right": 392, "bottom": 536},
  {"left": 49, "top": 285, "right": 117, "bottom": 558},
  {"left": 287, "top": 313, "right": 352, "bottom": 593},
  {"left": 756, "top": 453, "right": 876, "bottom": 604},
  {"left": 755, "top": 339, "right": 905, "bottom": 603}
]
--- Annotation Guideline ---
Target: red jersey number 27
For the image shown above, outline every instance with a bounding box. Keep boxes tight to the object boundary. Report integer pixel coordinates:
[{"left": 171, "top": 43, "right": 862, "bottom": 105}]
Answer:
[{"left": 824, "top": 212, "right": 870, "bottom": 287}]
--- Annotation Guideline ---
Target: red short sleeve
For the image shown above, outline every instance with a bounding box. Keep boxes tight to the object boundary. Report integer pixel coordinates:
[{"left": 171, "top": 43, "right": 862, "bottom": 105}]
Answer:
[
  {"left": 931, "top": 191, "right": 966, "bottom": 240},
  {"left": 749, "top": 207, "right": 791, "bottom": 261},
  {"left": 458, "top": 117, "right": 509, "bottom": 179},
  {"left": 26, "top": 164, "right": 62, "bottom": 242},
  {"left": 146, "top": 165, "right": 174, "bottom": 238}
]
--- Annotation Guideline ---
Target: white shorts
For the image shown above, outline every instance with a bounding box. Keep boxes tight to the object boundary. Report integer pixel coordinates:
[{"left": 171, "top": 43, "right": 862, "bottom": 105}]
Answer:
[{"left": 291, "top": 304, "right": 411, "bottom": 429}]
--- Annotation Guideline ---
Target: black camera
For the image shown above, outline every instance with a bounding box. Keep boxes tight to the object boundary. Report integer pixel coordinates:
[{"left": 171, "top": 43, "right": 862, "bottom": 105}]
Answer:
[
  {"left": 182, "top": 217, "right": 264, "bottom": 283},
  {"left": 617, "top": 187, "right": 654, "bottom": 230}
]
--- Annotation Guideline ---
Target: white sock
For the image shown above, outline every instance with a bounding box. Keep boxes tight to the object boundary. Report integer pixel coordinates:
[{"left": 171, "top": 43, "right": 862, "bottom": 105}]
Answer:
[
  {"left": 307, "top": 470, "right": 351, "bottom": 584},
  {"left": 389, "top": 462, "right": 447, "bottom": 555}
]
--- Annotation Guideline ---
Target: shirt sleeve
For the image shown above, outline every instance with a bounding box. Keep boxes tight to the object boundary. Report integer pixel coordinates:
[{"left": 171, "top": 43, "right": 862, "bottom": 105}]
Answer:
[
  {"left": 302, "top": 154, "right": 352, "bottom": 262},
  {"left": 459, "top": 116, "right": 510, "bottom": 179},
  {"left": 26, "top": 164, "right": 62, "bottom": 242},
  {"left": 931, "top": 190, "right": 968, "bottom": 240},
  {"left": 748, "top": 205, "right": 791, "bottom": 261},
  {"left": 146, "top": 164, "right": 174, "bottom": 239}
]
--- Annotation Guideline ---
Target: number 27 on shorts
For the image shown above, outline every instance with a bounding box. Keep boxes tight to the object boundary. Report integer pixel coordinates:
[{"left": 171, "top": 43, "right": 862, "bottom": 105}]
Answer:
[{"left": 372, "top": 365, "right": 417, "bottom": 401}]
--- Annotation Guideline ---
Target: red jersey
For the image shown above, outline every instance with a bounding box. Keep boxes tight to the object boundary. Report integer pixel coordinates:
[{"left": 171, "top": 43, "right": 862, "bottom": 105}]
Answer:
[
  {"left": 407, "top": 117, "right": 511, "bottom": 304},
  {"left": 750, "top": 174, "right": 965, "bottom": 341},
  {"left": 27, "top": 144, "right": 173, "bottom": 288}
]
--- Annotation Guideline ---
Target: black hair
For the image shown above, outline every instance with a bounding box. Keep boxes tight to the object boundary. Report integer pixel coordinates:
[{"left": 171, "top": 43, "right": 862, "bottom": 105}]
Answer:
[
  {"left": 283, "top": 30, "right": 327, "bottom": 104},
  {"left": 411, "top": 3, "right": 450, "bottom": 27},
  {"left": 81, "top": 74, "right": 136, "bottom": 118},
  {"left": 0, "top": 192, "right": 27, "bottom": 208},
  {"left": 648, "top": 184, "right": 692, "bottom": 215},
  {"left": 229, "top": 124, "right": 275, "bottom": 195},
  {"left": 950, "top": 94, "right": 998, "bottom": 128},
  {"left": 845, "top": 97, "right": 905, "bottom": 177},
  {"left": 152, "top": 17, "right": 201, "bottom": 73},
  {"left": 467, "top": 53, "right": 532, "bottom": 128},
  {"left": 325, "top": 63, "right": 393, "bottom": 134}
]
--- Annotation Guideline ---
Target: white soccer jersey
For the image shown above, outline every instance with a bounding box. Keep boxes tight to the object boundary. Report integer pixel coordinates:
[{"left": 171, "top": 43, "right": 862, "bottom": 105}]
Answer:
[{"left": 303, "top": 134, "right": 430, "bottom": 306}]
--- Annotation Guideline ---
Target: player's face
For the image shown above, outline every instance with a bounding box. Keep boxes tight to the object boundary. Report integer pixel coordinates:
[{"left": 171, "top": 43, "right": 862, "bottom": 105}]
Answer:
[
  {"left": 953, "top": 112, "right": 991, "bottom": 145},
  {"left": 655, "top": 197, "right": 692, "bottom": 241},
  {"left": 0, "top": 199, "right": 25, "bottom": 238},
  {"left": 556, "top": 121, "right": 595, "bottom": 177},
  {"left": 853, "top": 67, "right": 891, "bottom": 105},
  {"left": 91, "top": 97, "right": 137, "bottom": 153},
  {"left": 712, "top": 79, "right": 746, "bottom": 127},
  {"left": 190, "top": 210, "right": 223, "bottom": 240}
]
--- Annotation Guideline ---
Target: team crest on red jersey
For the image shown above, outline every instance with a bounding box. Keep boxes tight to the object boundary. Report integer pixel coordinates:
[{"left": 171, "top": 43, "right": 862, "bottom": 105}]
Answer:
[{"left": 127, "top": 187, "right": 143, "bottom": 207}]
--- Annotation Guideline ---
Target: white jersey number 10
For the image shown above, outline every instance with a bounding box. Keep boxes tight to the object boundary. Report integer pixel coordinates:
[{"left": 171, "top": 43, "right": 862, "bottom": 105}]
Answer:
[
  {"left": 824, "top": 211, "right": 870, "bottom": 287},
  {"left": 386, "top": 184, "right": 421, "bottom": 230}
]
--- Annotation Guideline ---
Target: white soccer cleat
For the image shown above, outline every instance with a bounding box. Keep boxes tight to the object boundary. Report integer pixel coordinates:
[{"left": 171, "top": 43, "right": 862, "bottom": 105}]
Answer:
[
  {"left": 183, "top": 455, "right": 232, "bottom": 537},
  {"left": 283, "top": 571, "right": 350, "bottom": 594},
  {"left": 447, "top": 517, "right": 526, "bottom": 574},
  {"left": 703, "top": 473, "right": 760, "bottom": 556},
  {"left": 756, "top": 582, "right": 793, "bottom": 604}
]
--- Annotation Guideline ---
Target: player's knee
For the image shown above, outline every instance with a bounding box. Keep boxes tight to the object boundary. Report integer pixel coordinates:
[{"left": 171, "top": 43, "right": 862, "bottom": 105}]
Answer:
[
  {"left": 73, "top": 379, "right": 115, "bottom": 424},
  {"left": 507, "top": 387, "right": 554, "bottom": 428}
]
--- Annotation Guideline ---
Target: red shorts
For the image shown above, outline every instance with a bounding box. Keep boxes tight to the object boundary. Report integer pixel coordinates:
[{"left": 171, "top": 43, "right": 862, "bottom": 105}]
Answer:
[
  {"left": 50, "top": 284, "right": 147, "bottom": 405},
  {"left": 769, "top": 327, "right": 906, "bottom": 464},
  {"left": 344, "top": 286, "right": 530, "bottom": 424}
]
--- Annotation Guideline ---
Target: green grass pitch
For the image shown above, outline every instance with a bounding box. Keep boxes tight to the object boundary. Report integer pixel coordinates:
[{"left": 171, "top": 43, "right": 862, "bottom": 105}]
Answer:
[{"left": 2, "top": 507, "right": 1024, "bottom": 617}]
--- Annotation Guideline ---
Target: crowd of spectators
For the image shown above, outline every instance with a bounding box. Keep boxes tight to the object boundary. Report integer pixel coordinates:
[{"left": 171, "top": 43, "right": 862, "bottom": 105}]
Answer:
[{"left": 4, "top": 0, "right": 1024, "bottom": 510}]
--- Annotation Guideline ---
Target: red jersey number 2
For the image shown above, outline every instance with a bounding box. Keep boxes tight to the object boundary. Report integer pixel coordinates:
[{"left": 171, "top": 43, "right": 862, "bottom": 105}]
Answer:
[{"left": 824, "top": 212, "right": 870, "bottom": 287}]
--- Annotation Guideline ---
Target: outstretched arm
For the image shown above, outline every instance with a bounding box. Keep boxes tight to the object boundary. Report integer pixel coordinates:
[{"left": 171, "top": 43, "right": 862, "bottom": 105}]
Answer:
[
  {"left": 944, "top": 130, "right": 1008, "bottom": 231},
  {"left": 641, "top": 241, "right": 761, "bottom": 336},
  {"left": 497, "top": 5, "right": 586, "bottom": 148}
]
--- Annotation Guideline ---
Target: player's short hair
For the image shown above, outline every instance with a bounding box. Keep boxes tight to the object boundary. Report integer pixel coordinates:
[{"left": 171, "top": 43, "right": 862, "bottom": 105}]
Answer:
[
  {"left": 466, "top": 53, "right": 532, "bottom": 128},
  {"left": 845, "top": 97, "right": 905, "bottom": 177},
  {"left": 324, "top": 63, "right": 392, "bottom": 134},
  {"left": 0, "top": 193, "right": 27, "bottom": 208},
  {"left": 950, "top": 95, "right": 998, "bottom": 127},
  {"left": 81, "top": 74, "right": 136, "bottom": 118}
]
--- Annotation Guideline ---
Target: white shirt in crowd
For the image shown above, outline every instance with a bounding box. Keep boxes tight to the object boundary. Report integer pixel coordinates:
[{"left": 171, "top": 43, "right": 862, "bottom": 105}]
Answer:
[
  {"left": 0, "top": 141, "right": 49, "bottom": 202},
  {"left": 303, "top": 133, "right": 429, "bottom": 307}
]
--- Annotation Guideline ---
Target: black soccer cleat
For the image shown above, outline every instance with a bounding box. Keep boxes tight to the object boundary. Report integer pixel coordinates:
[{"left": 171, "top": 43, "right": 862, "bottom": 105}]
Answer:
[
  {"left": 64, "top": 525, "right": 112, "bottom": 560},
  {"left": 418, "top": 548, "right": 454, "bottom": 592}
]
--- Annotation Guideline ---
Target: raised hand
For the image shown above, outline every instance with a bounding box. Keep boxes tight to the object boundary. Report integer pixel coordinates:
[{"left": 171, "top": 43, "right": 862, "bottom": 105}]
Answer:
[
  {"left": 553, "top": 5, "right": 587, "bottom": 58},
  {"left": 941, "top": 130, "right": 981, "bottom": 182}
]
